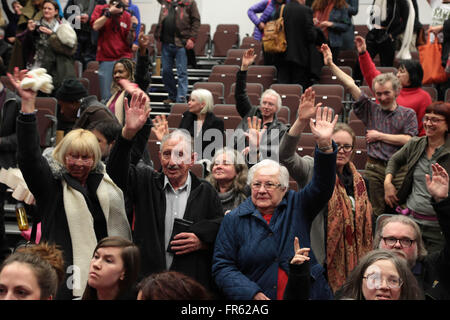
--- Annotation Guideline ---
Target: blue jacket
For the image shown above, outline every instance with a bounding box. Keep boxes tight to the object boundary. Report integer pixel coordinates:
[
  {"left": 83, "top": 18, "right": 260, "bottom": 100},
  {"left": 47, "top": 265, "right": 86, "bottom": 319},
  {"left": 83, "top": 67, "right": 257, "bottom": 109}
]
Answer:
[
  {"left": 212, "top": 144, "right": 337, "bottom": 300},
  {"left": 128, "top": 0, "right": 141, "bottom": 46},
  {"left": 327, "top": 7, "right": 351, "bottom": 48}
]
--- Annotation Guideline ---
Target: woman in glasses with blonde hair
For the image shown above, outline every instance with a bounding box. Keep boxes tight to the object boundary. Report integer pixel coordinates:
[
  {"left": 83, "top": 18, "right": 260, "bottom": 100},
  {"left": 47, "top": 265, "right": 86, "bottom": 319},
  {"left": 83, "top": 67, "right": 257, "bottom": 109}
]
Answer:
[{"left": 9, "top": 68, "right": 132, "bottom": 300}]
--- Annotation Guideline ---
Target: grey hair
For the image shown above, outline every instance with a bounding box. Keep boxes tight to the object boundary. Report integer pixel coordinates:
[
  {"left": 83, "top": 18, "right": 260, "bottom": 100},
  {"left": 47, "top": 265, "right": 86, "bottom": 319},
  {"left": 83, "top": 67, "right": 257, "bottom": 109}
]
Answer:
[
  {"left": 372, "top": 72, "right": 402, "bottom": 94},
  {"left": 190, "top": 88, "right": 214, "bottom": 114},
  {"left": 374, "top": 215, "right": 428, "bottom": 261},
  {"left": 247, "top": 159, "right": 289, "bottom": 189},
  {"left": 260, "top": 89, "right": 282, "bottom": 111},
  {"left": 160, "top": 129, "right": 193, "bottom": 153}
]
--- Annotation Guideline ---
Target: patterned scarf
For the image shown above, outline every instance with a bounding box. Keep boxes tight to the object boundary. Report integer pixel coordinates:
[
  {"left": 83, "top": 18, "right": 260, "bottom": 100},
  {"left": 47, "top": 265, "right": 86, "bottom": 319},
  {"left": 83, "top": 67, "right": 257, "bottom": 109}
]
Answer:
[{"left": 326, "top": 162, "right": 373, "bottom": 293}]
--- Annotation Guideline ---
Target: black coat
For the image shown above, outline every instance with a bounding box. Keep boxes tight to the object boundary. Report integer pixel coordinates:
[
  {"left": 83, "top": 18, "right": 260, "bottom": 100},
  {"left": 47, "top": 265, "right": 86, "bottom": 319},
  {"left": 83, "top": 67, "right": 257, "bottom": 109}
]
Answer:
[
  {"left": 0, "top": 88, "right": 20, "bottom": 169},
  {"left": 107, "top": 125, "right": 224, "bottom": 293},
  {"left": 178, "top": 111, "right": 224, "bottom": 160},
  {"left": 279, "top": 2, "right": 318, "bottom": 67},
  {"left": 16, "top": 114, "right": 109, "bottom": 300}
]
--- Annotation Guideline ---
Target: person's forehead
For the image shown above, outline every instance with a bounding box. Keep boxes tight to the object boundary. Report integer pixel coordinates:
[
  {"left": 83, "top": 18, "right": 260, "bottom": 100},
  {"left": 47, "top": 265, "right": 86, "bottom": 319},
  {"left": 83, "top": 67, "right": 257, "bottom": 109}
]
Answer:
[
  {"left": 162, "top": 136, "right": 190, "bottom": 151},
  {"left": 262, "top": 94, "right": 278, "bottom": 103},
  {"left": 366, "top": 259, "right": 399, "bottom": 276},
  {"left": 382, "top": 221, "right": 416, "bottom": 238},
  {"left": 374, "top": 81, "right": 394, "bottom": 92},
  {"left": 253, "top": 166, "right": 280, "bottom": 180}
]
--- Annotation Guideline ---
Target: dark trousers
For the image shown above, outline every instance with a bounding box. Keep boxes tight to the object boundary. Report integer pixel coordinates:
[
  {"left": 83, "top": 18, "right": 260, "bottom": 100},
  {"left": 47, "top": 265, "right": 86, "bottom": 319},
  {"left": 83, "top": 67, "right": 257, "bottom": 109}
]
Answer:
[
  {"left": 366, "top": 37, "right": 396, "bottom": 67},
  {"left": 276, "top": 61, "right": 313, "bottom": 89}
]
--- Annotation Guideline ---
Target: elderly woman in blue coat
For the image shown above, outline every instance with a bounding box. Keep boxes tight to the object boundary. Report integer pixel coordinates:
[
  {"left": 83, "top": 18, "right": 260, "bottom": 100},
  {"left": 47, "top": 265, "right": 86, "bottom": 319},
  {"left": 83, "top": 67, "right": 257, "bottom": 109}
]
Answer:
[{"left": 212, "top": 106, "right": 338, "bottom": 300}]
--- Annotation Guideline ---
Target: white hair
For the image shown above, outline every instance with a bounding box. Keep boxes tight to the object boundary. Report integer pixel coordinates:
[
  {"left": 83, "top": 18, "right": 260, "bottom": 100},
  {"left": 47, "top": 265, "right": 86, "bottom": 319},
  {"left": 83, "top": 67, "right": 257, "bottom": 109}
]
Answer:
[
  {"left": 260, "top": 89, "right": 282, "bottom": 111},
  {"left": 247, "top": 159, "right": 289, "bottom": 189},
  {"left": 160, "top": 129, "right": 193, "bottom": 153},
  {"left": 190, "top": 88, "right": 214, "bottom": 114}
]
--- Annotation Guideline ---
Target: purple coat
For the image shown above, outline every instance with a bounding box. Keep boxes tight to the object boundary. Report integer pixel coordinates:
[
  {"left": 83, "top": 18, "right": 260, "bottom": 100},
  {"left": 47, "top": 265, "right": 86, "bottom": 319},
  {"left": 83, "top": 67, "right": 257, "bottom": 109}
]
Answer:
[{"left": 247, "top": 0, "right": 290, "bottom": 41}]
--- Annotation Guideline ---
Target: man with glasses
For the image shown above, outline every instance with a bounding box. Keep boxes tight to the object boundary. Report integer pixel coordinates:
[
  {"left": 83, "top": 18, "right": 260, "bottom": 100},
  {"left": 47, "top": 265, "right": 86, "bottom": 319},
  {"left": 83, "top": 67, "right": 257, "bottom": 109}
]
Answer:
[
  {"left": 373, "top": 164, "right": 450, "bottom": 299},
  {"left": 212, "top": 106, "right": 338, "bottom": 300}
]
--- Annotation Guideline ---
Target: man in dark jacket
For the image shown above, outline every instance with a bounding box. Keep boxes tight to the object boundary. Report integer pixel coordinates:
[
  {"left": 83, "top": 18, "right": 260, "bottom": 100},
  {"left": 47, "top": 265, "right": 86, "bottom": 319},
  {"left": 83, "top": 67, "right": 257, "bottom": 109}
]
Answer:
[
  {"left": 107, "top": 98, "right": 224, "bottom": 295},
  {"left": 372, "top": 163, "right": 450, "bottom": 299},
  {"left": 0, "top": 83, "right": 20, "bottom": 263},
  {"left": 275, "top": 0, "right": 320, "bottom": 88},
  {"left": 155, "top": 0, "right": 200, "bottom": 103}
]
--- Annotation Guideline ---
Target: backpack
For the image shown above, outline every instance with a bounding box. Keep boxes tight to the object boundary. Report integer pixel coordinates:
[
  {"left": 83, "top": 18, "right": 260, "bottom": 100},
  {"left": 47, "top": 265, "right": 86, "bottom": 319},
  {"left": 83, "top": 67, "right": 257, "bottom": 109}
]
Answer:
[{"left": 262, "top": 4, "right": 287, "bottom": 53}]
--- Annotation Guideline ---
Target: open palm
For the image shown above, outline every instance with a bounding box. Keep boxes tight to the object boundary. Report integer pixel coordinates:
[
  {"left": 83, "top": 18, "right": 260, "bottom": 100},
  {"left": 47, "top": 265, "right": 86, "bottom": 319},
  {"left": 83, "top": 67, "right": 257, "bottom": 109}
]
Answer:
[
  {"left": 124, "top": 91, "right": 151, "bottom": 132},
  {"left": 310, "top": 106, "right": 338, "bottom": 143}
]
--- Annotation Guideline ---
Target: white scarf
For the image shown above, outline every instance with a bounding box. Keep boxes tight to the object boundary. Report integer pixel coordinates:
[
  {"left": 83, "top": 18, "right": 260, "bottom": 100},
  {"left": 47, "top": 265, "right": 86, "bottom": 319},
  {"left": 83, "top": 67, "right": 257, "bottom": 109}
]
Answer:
[
  {"left": 371, "top": 0, "right": 387, "bottom": 27},
  {"left": 396, "top": 0, "right": 416, "bottom": 60},
  {"left": 62, "top": 172, "right": 131, "bottom": 297}
]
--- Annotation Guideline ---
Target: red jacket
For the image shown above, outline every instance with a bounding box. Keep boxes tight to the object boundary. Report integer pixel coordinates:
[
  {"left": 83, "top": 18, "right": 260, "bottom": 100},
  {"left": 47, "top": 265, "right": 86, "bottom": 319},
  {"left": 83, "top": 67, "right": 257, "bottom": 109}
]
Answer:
[{"left": 90, "top": 4, "right": 133, "bottom": 61}]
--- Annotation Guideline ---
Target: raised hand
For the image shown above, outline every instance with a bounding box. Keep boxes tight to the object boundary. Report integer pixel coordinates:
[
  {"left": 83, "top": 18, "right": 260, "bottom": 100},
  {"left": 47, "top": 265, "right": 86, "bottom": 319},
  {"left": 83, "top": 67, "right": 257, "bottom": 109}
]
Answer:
[
  {"left": 241, "top": 48, "right": 257, "bottom": 70},
  {"left": 297, "top": 87, "right": 321, "bottom": 122},
  {"left": 151, "top": 114, "right": 169, "bottom": 141},
  {"left": 290, "top": 237, "right": 310, "bottom": 265},
  {"left": 138, "top": 32, "right": 150, "bottom": 52},
  {"left": 7, "top": 67, "right": 37, "bottom": 113},
  {"left": 354, "top": 35, "right": 367, "bottom": 54},
  {"left": 122, "top": 91, "right": 151, "bottom": 140},
  {"left": 310, "top": 106, "right": 338, "bottom": 148},
  {"left": 426, "top": 163, "right": 449, "bottom": 202},
  {"left": 320, "top": 43, "right": 333, "bottom": 66}
]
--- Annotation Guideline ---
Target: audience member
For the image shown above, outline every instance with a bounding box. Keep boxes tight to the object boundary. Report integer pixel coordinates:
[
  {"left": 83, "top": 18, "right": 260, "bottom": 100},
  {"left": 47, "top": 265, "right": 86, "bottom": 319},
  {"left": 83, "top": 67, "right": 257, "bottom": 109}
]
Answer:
[
  {"left": 373, "top": 163, "right": 450, "bottom": 299},
  {"left": 137, "top": 270, "right": 212, "bottom": 300},
  {"left": 366, "top": 0, "right": 409, "bottom": 66},
  {"left": 153, "top": 88, "right": 224, "bottom": 161},
  {"left": 10, "top": 68, "right": 131, "bottom": 299},
  {"left": 206, "top": 147, "right": 250, "bottom": 214},
  {"left": 320, "top": 43, "right": 418, "bottom": 218},
  {"left": 336, "top": 249, "right": 423, "bottom": 300},
  {"left": 54, "top": 78, "right": 90, "bottom": 138},
  {"left": 0, "top": 80, "right": 20, "bottom": 263},
  {"left": 234, "top": 48, "right": 288, "bottom": 162},
  {"left": 105, "top": 32, "right": 151, "bottom": 125},
  {"left": 385, "top": 102, "right": 450, "bottom": 253},
  {"left": 107, "top": 92, "right": 224, "bottom": 294},
  {"left": 356, "top": 35, "right": 431, "bottom": 137},
  {"left": 19, "top": 0, "right": 62, "bottom": 69},
  {"left": 274, "top": 0, "right": 322, "bottom": 88},
  {"left": 0, "top": 242, "right": 64, "bottom": 300},
  {"left": 279, "top": 87, "right": 373, "bottom": 293},
  {"left": 0, "top": 29, "right": 12, "bottom": 76},
  {"left": 155, "top": 0, "right": 200, "bottom": 104},
  {"left": 63, "top": 0, "right": 102, "bottom": 69},
  {"left": 123, "top": 0, "right": 141, "bottom": 53},
  {"left": 247, "top": 0, "right": 289, "bottom": 41},
  {"left": 1, "top": 0, "right": 23, "bottom": 44},
  {"left": 86, "top": 120, "right": 122, "bottom": 161},
  {"left": 311, "top": 0, "right": 351, "bottom": 62},
  {"left": 91, "top": 0, "right": 135, "bottom": 102},
  {"left": 82, "top": 236, "right": 140, "bottom": 300},
  {"left": 212, "top": 106, "right": 337, "bottom": 300}
]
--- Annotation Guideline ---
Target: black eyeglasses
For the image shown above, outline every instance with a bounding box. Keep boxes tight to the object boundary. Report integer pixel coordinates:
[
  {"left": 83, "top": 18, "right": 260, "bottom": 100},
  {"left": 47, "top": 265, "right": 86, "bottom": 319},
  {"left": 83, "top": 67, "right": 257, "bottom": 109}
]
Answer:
[
  {"left": 336, "top": 144, "right": 354, "bottom": 152},
  {"left": 382, "top": 237, "right": 415, "bottom": 248}
]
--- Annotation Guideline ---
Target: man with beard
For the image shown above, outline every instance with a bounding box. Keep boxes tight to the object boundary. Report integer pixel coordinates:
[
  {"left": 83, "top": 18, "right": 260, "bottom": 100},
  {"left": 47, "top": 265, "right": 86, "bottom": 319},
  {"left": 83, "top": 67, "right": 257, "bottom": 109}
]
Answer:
[
  {"left": 320, "top": 43, "right": 418, "bottom": 218},
  {"left": 370, "top": 163, "right": 450, "bottom": 299}
]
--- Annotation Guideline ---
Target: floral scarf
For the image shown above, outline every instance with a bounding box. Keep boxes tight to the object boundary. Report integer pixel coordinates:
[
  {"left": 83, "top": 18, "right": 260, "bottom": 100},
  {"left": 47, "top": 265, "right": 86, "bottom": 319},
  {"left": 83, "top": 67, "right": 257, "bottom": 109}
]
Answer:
[{"left": 326, "top": 162, "right": 373, "bottom": 293}]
